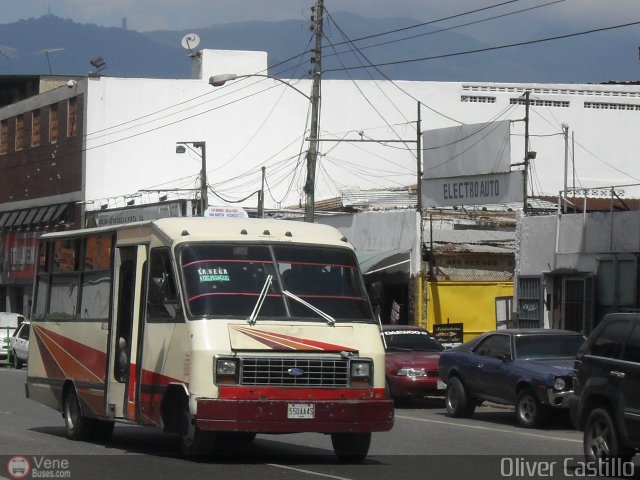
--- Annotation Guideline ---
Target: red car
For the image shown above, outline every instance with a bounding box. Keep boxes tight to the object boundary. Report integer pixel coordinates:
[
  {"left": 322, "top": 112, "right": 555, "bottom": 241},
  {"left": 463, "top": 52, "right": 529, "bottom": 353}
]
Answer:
[{"left": 382, "top": 325, "right": 445, "bottom": 400}]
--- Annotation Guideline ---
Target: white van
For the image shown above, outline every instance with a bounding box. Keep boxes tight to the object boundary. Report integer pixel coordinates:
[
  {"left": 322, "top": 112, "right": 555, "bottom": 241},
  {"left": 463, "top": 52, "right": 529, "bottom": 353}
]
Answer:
[{"left": 0, "top": 313, "right": 26, "bottom": 363}]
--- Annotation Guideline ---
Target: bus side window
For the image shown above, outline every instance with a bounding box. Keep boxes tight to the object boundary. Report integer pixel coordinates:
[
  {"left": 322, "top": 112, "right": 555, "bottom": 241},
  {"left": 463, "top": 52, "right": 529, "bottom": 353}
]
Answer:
[{"left": 147, "top": 248, "right": 183, "bottom": 323}]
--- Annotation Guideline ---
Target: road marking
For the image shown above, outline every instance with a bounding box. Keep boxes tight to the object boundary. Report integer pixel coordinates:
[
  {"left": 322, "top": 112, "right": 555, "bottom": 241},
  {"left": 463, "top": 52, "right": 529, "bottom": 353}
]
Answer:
[
  {"left": 395, "top": 415, "right": 582, "bottom": 443},
  {"left": 268, "top": 463, "right": 353, "bottom": 480}
]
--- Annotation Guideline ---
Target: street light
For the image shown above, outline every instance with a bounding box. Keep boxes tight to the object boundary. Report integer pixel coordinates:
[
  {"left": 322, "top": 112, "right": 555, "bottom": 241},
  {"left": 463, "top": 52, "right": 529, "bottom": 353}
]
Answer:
[
  {"left": 176, "top": 141, "right": 208, "bottom": 215},
  {"left": 209, "top": 73, "right": 318, "bottom": 222},
  {"left": 208, "top": 73, "right": 310, "bottom": 101}
]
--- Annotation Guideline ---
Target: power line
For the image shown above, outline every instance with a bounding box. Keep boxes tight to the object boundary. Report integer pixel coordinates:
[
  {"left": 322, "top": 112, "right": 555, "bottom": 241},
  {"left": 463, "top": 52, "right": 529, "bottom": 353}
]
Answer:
[
  {"left": 323, "top": 20, "right": 640, "bottom": 73},
  {"left": 324, "top": 7, "right": 463, "bottom": 125},
  {"left": 329, "top": 0, "right": 525, "bottom": 47},
  {"left": 321, "top": 25, "right": 416, "bottom": 157},
  {"left": 324, "top": 0, "right": 566, "bottom": 59}
]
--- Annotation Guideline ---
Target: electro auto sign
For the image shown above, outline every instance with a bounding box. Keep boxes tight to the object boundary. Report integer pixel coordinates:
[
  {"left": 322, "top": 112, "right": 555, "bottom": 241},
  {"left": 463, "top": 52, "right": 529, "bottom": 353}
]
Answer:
[{"left": 421, "top": 171, "right": 523, "bottom": 208}]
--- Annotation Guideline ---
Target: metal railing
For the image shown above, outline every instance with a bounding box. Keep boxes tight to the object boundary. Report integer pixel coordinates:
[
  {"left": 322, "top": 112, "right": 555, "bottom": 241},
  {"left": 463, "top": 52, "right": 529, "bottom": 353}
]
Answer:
[{"left": 558, "top": 184, "right": 640, "bottom": 214}]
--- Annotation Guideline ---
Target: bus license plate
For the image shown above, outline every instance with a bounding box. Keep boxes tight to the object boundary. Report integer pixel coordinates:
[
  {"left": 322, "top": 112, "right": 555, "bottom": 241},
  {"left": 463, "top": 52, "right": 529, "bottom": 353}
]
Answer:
[{"left": 287, "top": 403, "right": 315, "bottom": 419}]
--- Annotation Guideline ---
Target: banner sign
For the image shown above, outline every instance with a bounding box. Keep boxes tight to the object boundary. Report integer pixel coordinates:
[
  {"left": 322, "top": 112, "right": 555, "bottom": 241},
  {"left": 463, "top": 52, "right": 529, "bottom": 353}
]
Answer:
[
  {"left": 86, "top": 201, "right": 184, "bottom": 228},
  {"left": 3, "top": 232, "right": 37, "bottom": 282},
  {"left": 422, "top": 121, "right": 511, "bottom": 179},
  {"left": 421, "top": 170, "right": 523, "bottom": 208}
]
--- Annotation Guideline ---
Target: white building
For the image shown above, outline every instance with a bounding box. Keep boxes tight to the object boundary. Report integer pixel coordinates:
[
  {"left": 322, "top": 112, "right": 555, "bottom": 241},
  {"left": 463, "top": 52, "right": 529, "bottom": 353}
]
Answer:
[{"left": 75, "top": 50, "right": 640, "bottom": 211}]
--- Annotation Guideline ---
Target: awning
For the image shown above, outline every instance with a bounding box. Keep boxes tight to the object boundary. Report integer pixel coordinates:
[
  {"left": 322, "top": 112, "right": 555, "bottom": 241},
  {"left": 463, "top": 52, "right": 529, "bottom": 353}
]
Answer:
[
  {"left": 356, "top": 249, "right": 410, "bottom": 276},
  {"left": 0, "top": 203, "right": 70, "bottom": 229}
]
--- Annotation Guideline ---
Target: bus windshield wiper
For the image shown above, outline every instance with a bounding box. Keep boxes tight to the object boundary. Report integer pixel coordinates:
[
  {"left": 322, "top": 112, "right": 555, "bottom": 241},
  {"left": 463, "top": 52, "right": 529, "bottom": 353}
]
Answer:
[
  {"left": 282, "top": 290, "right": 336, "bottom": 326},
  {"left": 247, "top": 275, "right": 273, "bottom": 325}
]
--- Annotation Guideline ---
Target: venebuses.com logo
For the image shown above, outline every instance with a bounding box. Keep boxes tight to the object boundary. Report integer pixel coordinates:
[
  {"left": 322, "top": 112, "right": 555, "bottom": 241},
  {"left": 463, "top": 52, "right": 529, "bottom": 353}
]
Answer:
[
  {"left": 6, "top": 456, "right": 71, "bottom": 479},
  {"left": 7, "top": 456, "right": 30, "bottom": 479}
]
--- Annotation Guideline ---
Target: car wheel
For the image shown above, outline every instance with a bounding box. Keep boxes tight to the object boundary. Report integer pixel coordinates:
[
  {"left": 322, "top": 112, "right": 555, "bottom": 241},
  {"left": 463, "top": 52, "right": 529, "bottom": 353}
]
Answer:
[
  {"left": 64, "top": 388, "right": 97, "bottom": 440},
  {"left": 331, "top": 432, "right": 371, "bottom": 463},
  {"left": 445, "top": 377, "right": 476, "bottom": 418},
  {"left": 12, "top": 351, "right": 23, "bottom": 369},
  {"left": 584, "top": 407, "right": 635, "bottom": 462},
  {"left": 516, "top": 388, "right": 548, "bottom": 428}
]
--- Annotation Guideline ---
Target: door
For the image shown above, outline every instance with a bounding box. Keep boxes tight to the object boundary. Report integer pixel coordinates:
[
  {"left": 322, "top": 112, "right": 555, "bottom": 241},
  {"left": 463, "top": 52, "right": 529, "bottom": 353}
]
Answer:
[
  {"left": 15, "top": 322, "right": 30, "bottom": 360},
  {"left": 106, "top": 245, "right": 147, "bottom": 421},
  {"left": 563, "top": 276, "right": 595, "bottom": 334},
  {"left": 471, "top": 334, "right": 514, "bottom": 402},
  {"left": 620, "top": 323, "right": 640, "bottom": 444}
]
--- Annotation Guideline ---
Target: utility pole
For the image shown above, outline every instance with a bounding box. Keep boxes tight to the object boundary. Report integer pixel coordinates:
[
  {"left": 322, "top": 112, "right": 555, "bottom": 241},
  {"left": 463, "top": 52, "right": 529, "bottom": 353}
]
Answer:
[
  {"left": 176, "top": 141, "right": 207, "bottom": 215},
  {"left": 258, "top": 166, "right": 266, "bottom": 218},
  {"left": 195, "top": 141, "right": 208, "bottom": 215},
  {"left": 562, "top": 123, "right": 569, "bottom": 212},
  {"left": 523, "top": 91, "right": 530, "bottom": 215},
  {"left": 416, "top": 101, "right": 425, "bottom": 328},
  {"left": 305, "top": 0, "right": 323, "bottom": 223}
]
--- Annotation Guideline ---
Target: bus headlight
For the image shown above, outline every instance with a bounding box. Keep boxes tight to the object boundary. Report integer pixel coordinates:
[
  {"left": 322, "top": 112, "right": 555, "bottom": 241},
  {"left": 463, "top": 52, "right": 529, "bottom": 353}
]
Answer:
[
  {"left": 215, "top": 357, "right": 239, "bottom": 385},
  {"left": 350, "top": 359, "right": 372, "bottom": 388}
]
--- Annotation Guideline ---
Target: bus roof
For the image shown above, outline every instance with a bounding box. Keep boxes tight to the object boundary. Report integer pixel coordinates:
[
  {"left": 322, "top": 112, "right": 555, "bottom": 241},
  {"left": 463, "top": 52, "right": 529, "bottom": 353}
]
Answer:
[{"left": 40, "top": 217, "right": 353, "bottom": 249}]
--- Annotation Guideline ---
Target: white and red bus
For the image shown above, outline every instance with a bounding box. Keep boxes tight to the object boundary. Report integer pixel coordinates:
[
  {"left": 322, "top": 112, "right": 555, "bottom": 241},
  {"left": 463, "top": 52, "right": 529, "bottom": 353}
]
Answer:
[{"left": 26, "top": 217, "right": 393, "bottom": 460}]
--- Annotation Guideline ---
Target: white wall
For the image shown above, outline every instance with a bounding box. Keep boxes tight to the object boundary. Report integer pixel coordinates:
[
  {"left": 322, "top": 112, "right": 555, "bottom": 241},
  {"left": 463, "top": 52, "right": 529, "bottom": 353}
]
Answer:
[
  {"left": 518, "top": 209, "right": 640, "bottom": 278},
  {"left": 318, "top": 210, "right": 417, "bottom": 252},
  {"left": 82, "top": 50, "right": 640, "bottom": 211}
]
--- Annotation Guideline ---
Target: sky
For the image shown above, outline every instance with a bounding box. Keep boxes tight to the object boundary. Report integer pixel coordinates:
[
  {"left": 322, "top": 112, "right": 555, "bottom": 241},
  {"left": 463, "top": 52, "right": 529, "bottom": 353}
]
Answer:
[{"left": 1, "top": 0, "right": 639, "bottom": 39}]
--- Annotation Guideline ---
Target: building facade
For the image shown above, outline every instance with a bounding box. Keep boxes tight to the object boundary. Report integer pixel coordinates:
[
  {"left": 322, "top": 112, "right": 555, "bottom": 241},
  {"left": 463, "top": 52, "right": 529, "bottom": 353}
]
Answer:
[
  {"left": 1, "top": 49, "right": 639, "bottom": 320},
  {"left": 516, "top": 189, "right": 640, "bottom": 334}
]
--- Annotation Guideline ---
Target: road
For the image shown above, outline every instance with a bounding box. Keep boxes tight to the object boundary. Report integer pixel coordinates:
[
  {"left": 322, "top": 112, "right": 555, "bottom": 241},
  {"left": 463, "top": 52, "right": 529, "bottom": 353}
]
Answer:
[{"left": 0, "top": 366, "right": 635, "bottom": 480}]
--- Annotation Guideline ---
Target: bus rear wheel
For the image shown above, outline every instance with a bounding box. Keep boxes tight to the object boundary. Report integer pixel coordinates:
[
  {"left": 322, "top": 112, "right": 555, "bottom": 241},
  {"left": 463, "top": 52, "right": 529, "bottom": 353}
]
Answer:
[
  {"left": 64, "top": 389, "right": 97, "bottom": 441},
  {"left": 331, "top": 432, "right": 371, "bottom": 463}
]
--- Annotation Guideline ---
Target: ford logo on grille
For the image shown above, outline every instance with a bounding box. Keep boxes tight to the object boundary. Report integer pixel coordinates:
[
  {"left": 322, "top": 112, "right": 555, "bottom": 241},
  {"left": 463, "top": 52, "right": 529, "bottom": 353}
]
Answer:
[{"left": 287, "top": 367, "right": 305, "bottom": 377}]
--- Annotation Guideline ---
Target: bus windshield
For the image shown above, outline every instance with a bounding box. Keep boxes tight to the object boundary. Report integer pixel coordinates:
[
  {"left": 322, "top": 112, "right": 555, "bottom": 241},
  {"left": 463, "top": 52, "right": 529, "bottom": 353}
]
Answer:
[{"left": 180, "top": 244, "right": 372, "bottom": 322}]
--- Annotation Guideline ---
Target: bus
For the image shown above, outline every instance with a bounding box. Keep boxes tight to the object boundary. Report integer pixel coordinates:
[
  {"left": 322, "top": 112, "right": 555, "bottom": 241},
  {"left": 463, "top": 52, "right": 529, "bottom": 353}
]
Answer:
[{"left": 26, "top": 217, "right": 394, "bottom": 460}]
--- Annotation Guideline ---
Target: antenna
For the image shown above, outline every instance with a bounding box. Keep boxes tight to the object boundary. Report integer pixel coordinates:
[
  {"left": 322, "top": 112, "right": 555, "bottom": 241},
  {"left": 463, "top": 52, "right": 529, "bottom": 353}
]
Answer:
[
  {"left": 181, "top": 33, "right": 201, "bottom": 58},
  {"left": 0, "top": 45, "right": 18, "bottom": 59},
  {"left": 40, "top": 48, "right": 64, "bottom": 75}
]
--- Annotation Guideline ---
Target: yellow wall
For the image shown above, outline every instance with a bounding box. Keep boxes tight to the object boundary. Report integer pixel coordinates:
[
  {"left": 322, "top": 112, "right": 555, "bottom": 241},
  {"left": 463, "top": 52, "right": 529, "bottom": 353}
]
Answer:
[{"left": 425, "top": 281, "right": 513, "bottom": 342}]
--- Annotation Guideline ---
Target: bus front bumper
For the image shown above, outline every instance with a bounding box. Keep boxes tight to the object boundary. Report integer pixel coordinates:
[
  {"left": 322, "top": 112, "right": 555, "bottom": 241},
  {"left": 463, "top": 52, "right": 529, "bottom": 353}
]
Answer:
[{"left": 196, "top": 398, "right": 394, "bottom": 433}]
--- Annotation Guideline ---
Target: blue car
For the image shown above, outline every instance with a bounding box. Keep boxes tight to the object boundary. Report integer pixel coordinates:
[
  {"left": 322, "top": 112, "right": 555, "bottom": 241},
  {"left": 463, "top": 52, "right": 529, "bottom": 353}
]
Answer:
[{"left": 438, "top": 329, "right": 585, "bottom": 428}]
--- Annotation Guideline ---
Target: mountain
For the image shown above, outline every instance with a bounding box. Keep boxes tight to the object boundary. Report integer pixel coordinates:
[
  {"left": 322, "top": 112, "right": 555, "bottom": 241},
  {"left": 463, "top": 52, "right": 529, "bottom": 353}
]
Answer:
[
  {"left": 0, "top": 14, "right": 637, "bottom": 83},
  {"left": 0, "top": 16, "right": 189, "bottom": 78}
]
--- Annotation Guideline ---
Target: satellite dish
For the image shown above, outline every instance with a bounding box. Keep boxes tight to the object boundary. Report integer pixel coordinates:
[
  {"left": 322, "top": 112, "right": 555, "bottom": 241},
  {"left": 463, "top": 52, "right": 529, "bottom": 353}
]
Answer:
[{"left": 181, "top": 33, "right": 200, "bottom": 51}]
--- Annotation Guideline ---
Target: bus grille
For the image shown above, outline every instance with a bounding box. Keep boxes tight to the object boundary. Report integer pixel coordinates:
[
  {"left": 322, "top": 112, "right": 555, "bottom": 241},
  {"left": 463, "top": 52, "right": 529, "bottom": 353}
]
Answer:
[{"left": 240, "top": 357, "right": 349, "bottom": 387}]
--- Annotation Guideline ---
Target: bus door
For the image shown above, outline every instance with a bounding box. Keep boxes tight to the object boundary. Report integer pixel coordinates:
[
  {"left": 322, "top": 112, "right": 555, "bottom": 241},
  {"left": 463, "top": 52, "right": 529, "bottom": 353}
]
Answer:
[{"left": 106, "top": 244, "right": 147, "bottom": 421}]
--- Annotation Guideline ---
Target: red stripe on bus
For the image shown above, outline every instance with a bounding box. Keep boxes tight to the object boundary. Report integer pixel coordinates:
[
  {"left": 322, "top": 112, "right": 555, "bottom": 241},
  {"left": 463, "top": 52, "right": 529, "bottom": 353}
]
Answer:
[
  {"left": 32, "top": 325, "right": 106, "bottom": 382},
  {"left": 233, "top": 326, "right": 358, "bottom": 352}
]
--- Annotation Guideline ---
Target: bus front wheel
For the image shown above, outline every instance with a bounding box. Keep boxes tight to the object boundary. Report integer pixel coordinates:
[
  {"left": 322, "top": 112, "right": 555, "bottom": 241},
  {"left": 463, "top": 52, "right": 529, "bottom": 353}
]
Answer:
[
  {"left": 179, "top": 405, "right": 214, "bottom": 456},
  {"left": 331, "top": 432, "right": 371, "bottom": 463}
]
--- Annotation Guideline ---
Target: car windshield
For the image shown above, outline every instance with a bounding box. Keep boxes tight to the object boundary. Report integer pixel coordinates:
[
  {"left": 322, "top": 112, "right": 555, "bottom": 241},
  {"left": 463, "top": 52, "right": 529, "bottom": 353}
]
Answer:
[
  {"left": 180, "top": 243, "right": 372, "bottom": 322},
  {"left": 383, "top": 329, "right": 444, "bottom": 352},
  {"left": 514, "top": 334, "right": 584, "bottom": 360}
]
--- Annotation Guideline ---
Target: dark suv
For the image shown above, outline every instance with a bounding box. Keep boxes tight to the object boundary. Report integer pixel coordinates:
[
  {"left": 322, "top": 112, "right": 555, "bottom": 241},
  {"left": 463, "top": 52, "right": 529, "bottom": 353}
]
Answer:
[{"left": 570, "top": 313, "right": 640, "bottom": 461}]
